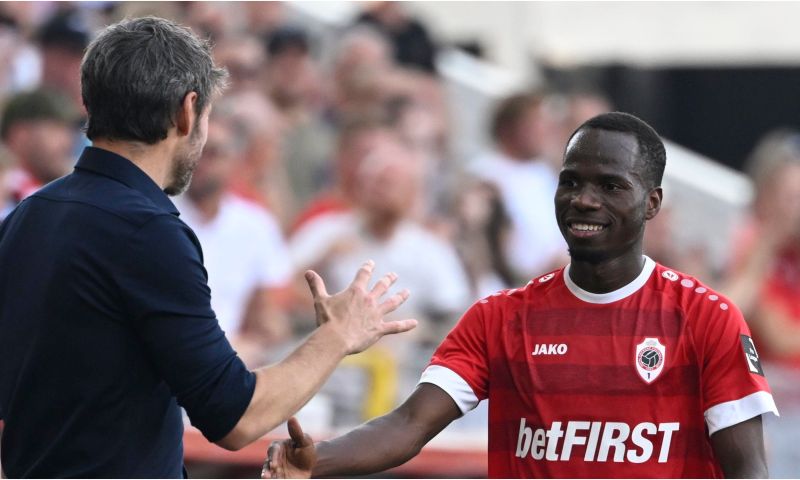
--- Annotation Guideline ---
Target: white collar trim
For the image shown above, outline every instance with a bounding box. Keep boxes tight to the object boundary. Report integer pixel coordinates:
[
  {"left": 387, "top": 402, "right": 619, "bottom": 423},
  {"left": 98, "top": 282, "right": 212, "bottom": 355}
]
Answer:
[{"left": 564, "top": 256, "right": 656, "bottom": 304}]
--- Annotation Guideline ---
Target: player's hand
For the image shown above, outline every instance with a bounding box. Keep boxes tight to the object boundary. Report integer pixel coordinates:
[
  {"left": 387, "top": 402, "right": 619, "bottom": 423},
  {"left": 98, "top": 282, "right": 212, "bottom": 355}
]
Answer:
[
  {"left": 263, "top": 417, "right": 316, "bottom": 479},
  {"left": 305, "top": 260, "right": 417, "bottom": 355}
]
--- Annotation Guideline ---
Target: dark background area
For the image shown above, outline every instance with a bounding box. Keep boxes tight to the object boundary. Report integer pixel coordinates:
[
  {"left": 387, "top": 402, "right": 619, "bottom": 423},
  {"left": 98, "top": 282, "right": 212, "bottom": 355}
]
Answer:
[{"left": 544, "top": 64, "right": 800, "bottom": 171}]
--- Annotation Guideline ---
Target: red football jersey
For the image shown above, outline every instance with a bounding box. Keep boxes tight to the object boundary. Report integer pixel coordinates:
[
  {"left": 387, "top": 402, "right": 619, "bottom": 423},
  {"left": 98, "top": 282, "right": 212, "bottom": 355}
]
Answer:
[{"left": 420, "top": 257, "right": 778, "bottom": 478}]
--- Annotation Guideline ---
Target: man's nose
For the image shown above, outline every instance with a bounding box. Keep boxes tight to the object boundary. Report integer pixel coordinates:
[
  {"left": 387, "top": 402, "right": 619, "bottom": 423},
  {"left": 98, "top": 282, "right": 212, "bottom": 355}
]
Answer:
[{"left": 570, "top": 186, "right": 602, "bottom": 210}]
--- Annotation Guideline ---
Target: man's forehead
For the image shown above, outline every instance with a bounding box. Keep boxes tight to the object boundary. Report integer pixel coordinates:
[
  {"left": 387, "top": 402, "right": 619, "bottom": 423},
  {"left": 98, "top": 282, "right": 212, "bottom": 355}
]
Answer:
[{"left": 564, "top": 128, "right": 639, "bottom": 167}]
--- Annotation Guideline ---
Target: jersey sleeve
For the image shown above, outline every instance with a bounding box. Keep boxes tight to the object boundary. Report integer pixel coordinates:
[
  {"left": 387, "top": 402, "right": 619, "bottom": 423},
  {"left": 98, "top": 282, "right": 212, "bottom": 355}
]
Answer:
[
  {"left": 418, "top": 299, "right": 490, "bottom": 414},
  {"left": 693, "top": 296, "right": 779, "bottom": 435}
]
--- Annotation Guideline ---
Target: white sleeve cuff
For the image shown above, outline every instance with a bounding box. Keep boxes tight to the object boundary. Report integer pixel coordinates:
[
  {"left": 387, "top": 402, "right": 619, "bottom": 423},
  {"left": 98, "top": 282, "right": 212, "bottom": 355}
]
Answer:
[
  {"left": 418, "top": 365, "right": 480, "bottom": 414},
  {"left": 705, "top": 390, "right": 780, "bottom": 436}
]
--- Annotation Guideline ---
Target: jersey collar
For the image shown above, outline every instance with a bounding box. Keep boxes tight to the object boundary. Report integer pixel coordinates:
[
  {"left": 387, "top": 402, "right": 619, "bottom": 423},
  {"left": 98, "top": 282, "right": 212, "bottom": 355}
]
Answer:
[{"left": 563, "top": 256, "right": 656, "bottom": 304}]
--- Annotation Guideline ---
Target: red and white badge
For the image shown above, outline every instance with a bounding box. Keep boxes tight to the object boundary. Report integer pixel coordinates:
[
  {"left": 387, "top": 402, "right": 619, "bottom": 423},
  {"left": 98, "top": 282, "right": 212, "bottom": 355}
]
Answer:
[{"left": 635, "top": 337, "right": 665, "bottom": 384}]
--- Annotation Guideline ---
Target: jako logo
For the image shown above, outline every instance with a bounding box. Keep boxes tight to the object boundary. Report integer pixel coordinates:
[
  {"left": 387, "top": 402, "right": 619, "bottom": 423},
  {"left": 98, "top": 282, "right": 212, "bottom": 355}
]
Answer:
[
  {"left": 532, "top": 344, "right": 568, "bottom": 356},
  {"left": 515, "top": 418, "right": 679, "bottom": 463}
]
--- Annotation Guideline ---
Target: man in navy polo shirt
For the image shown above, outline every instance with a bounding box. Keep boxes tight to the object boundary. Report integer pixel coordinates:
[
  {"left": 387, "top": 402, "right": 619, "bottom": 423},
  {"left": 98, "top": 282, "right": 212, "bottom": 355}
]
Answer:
[{"left": 0, "top": 16, "right": 417, "bottom": 478}]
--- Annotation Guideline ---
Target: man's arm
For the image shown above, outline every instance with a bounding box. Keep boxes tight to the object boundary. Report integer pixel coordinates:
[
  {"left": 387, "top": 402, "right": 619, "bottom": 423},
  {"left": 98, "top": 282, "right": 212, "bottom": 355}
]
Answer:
[
  {"left": 267, "top": 383, "right": 462, "bottom": 478},
  {"left": 711, "top": 415, "right": 768, "bottom": 478},
  {"left": 217, "top": 262, "right": 417, "bottom": 451}
]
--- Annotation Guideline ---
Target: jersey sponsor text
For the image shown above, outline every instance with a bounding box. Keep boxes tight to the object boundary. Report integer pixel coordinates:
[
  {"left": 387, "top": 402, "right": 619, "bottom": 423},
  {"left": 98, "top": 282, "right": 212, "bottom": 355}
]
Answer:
[{"left": 515, "top": 418, "right": 679, "bottom": 463}]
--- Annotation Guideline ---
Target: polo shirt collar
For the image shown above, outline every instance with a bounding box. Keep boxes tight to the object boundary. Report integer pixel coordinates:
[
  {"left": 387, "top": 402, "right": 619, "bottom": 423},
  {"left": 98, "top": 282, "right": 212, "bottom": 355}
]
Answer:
[{"left": 75, "top": 146, "right": 180, "bottom": 216}]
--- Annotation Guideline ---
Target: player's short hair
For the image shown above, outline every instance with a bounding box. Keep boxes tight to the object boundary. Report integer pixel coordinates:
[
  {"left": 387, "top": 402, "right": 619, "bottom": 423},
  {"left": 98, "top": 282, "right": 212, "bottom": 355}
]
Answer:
[
  {"left": 490, "top": 92, "right": 545, "bottom": 143},
  {"left": 81, "top": 16, "right": 228, "bottom": 144},
  {"left": 569, "top": 112, "right": 666, "bottom": 189}
]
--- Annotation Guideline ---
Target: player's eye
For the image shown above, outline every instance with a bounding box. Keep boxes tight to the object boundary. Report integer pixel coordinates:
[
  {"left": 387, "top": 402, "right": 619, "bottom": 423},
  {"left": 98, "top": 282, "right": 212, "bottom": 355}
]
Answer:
[
  {"left": 559, "top": 179, "right": 577, "bottom": 188},
  {"left": 603, "top": 183, "right": 622, "bottom": 191}
]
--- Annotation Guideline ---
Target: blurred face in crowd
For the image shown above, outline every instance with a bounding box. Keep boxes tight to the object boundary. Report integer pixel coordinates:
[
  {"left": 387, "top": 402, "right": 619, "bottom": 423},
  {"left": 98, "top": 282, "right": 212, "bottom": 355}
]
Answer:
[
  {"left": 334, "top": 33, "right": 393, "bottom": 110},
  {"left": 758, "top": 161, "right": 800, "bottom": 238},
  {"left": 214, "top": 37, "right": 265, "bottom": 91},
  {"left": 4, "top": 119, "right": 73, "bottom": 183},
  {"left": 187, "top": 119, "right": 238, "bottom": 201},
  {"left": 266, "top": 46, "right": 320, "bottom": 110},
  {"left": 508, "top": 102, "right": 558, "bottom": 160},
  {"left": 41, "top": 47, "right": 84, "bottom": 111},
  {"left": 356, "top": 137, "right": 422, "bottom": 220},
  {"left": 221, "top": 91, "right": 285, "bottom": 178},
  {"left": 555, "top": 128, "right": 658, "bottom": 263},
  {"left": 336, "top": 126, "right": 394, "bottom": 197}
]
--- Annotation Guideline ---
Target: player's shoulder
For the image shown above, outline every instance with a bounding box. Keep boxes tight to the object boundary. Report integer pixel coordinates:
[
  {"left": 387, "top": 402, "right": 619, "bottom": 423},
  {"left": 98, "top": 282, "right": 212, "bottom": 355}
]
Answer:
[
  {"left": 475, "top": 267, "right": 565, "bottom": 310},
  {"left": 649, "top": 262, "right": 740, "bottom": 321}
]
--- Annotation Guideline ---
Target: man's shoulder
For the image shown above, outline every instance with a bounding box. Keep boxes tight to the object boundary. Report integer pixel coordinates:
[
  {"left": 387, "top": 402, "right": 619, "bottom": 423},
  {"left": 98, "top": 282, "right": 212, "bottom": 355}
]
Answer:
[{"left": 33, "top": 171, "right": 174, "bottom": 230}]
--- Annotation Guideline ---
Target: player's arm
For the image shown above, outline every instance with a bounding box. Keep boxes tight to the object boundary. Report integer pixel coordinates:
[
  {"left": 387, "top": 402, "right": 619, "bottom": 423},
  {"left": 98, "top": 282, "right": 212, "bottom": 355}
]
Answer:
[
  {"left": 267, "top": 383, "right": 461, "bottom": 478},
  {"left": 217, "top": 263, "right": 417, "bottom": 451},
  {"left": 710, "top": 415, "right": 768, "bottom": 478}
]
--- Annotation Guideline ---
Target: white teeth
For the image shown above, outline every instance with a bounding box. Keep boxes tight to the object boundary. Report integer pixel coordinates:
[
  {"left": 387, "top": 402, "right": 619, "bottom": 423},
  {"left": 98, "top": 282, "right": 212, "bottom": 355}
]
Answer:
[{"left": 572, "top": 223, "right": 604, "bottom": 232}]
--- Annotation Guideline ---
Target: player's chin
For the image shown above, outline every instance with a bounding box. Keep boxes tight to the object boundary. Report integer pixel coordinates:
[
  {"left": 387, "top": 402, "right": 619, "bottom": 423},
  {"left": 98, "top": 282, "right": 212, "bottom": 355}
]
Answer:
[{"left": 567, "top": 245, "right": 612, "bottom": 264}]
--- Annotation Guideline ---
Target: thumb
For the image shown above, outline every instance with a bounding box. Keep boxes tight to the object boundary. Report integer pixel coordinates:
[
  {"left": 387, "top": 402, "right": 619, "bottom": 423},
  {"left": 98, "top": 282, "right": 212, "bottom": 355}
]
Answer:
[
  {"left": 287, "top": 416, "right": 312, "bottom": 447},
  {"left": 305, "top": 270, "right": 328, "bottom": 299}
]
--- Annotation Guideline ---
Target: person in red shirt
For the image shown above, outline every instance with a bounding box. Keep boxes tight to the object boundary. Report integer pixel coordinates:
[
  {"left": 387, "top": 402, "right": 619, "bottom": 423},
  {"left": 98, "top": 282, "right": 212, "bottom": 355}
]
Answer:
[{"left": 266, "top": 112, "right": 778, "bottom": 478}]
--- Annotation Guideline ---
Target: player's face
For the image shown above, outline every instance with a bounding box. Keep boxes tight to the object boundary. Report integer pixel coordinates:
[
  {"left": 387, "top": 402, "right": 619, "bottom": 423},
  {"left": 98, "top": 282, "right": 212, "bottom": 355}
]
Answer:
[{"left": 555, "top": 128, "right": 659, "bottom": 264}]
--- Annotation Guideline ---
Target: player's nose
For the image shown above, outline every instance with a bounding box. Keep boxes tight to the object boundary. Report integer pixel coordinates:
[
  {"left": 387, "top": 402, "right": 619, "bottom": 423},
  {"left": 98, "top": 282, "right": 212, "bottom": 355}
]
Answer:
[{"left": 570, "top": 185, "right": 602, "bottom": 211}]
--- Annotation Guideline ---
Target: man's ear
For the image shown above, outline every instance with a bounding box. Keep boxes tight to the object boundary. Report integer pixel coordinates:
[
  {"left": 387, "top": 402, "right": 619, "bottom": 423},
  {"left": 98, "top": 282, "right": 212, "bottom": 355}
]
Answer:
[
  {"left": 646, "top": 186, "right": 663, "bottom": 220},
  {"left": 175, "top": 91, "right": 198, "bottom": 138}
]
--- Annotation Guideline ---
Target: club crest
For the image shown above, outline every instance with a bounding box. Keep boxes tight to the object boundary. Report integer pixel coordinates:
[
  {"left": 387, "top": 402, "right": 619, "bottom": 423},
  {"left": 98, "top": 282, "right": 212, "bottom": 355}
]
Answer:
[{"left": 635, "top": 338, "right": 665, "bottom": 384}]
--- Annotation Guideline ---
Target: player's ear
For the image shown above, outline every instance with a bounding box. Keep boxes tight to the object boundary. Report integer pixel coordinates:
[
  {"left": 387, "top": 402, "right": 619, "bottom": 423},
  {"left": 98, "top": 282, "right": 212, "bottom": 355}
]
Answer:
[{"left": 645, "top": 186, "right": 662, "bottom": 220}]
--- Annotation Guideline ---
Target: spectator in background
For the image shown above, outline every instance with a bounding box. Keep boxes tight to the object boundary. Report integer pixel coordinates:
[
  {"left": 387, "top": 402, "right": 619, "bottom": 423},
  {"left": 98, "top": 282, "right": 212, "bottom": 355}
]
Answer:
[
  {"left": 1, "top": 88, "right": 78, "bottom": 205},
  {"left": 0, "top": 11, "right": 41, "bottom": 100},
  {"left": 36, "top": 8, "right": 90, "bottom": 112},
  {"left": 355, "top": 2, "right": 438, "bottom": 74},
  {"left": 722, "top": 129, "right": 800, "bottom": 477},
  {"left": 331, "top": 26, "right": 395, "bottom": 121},
  {"left": 174, "top": 117, "right": 292, "bottom": 367},
  {"left": 290, "top": 131, "right": 470, "bottom": 344},
  {"left": 264, "top": 26, "right": 335, "bottom": 217},
  {"left": 291, "top": 116, "right": 394, "bottom": 232},
  {"left": 724, "top": 129, "right": 800, "bottom": 365},
  {"left": 450, "top": 179, "right": 514, "bottom": 298},
  {"left": 289, "top": 131, "right": 470, "bottom": 425},
  {"left": 213, "top": 35, "right": 267, "bottom": 92},
  {"left": 243, "top": 1, "right": 286, "bottom": 38},
  {"left": 214, "top": 90, "right": 295, "bottom": 226},
  {"left": 469, "top": 92, "right": 567, "bottom": 282}
]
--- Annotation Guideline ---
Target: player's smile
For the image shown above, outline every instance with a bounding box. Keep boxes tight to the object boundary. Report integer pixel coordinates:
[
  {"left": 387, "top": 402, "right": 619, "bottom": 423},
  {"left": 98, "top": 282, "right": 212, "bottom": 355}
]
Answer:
[{"left": 566, "top": 221, "right": 609, "bottom": 238}]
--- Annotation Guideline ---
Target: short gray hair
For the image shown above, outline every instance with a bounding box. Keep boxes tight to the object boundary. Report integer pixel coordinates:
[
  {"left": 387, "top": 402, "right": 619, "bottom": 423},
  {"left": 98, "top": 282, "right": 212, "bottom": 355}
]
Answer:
[{"left": 81, "top": 16, "right": 228, "bottom": 144}]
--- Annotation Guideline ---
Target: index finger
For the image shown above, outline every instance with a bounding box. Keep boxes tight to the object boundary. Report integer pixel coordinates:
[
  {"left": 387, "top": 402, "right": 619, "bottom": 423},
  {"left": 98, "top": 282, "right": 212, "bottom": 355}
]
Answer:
[{"left": 351, "top": 259, "right": 375, "bottom": 290}]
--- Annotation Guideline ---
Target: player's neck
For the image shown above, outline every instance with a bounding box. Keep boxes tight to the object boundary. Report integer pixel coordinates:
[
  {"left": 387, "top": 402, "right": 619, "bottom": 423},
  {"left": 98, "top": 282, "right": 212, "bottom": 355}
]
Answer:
[{"left": 568, "top": 252, "right": 646, "bottom": 294}]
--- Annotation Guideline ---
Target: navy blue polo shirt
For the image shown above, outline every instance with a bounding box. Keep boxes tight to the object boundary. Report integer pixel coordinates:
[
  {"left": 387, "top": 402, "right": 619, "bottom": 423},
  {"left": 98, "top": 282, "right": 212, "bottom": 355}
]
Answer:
[{"left": 0, "top": 147, "right": 257, "bottom": 478}]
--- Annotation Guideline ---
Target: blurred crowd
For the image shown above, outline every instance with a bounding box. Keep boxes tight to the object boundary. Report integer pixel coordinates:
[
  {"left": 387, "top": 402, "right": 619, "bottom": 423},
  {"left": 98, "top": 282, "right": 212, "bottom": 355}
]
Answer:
[{"left": 0, "top": 2, "right": 799, "bottom": 473}]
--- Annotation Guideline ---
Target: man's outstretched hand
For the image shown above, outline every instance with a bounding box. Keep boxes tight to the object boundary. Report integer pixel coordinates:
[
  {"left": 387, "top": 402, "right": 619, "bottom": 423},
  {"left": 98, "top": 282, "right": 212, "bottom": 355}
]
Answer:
[
  {"left": 263, "top": 417, "right": 316, "bottom": 479},
  {"left": 307, "top": 259, "right": 417, "bottom": 355}
]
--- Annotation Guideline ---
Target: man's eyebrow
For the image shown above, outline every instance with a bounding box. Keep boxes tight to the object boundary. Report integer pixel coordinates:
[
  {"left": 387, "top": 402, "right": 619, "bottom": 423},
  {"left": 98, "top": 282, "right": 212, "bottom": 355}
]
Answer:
[{"left": 598, "top": 173, "right": 633, "bottom": 184}]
